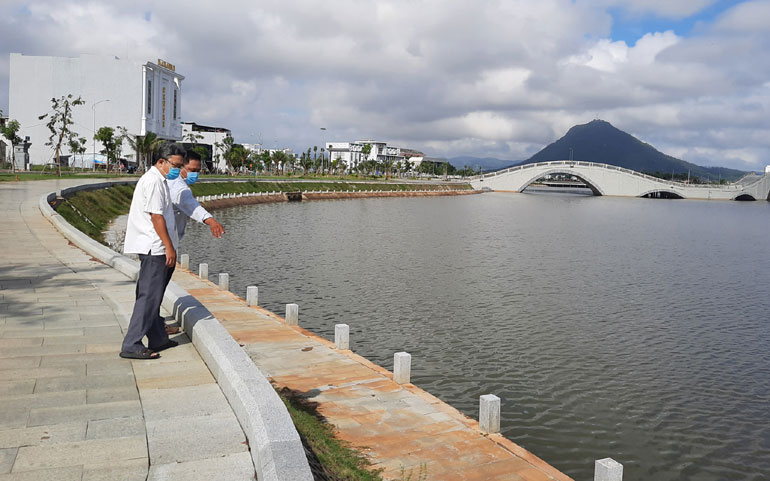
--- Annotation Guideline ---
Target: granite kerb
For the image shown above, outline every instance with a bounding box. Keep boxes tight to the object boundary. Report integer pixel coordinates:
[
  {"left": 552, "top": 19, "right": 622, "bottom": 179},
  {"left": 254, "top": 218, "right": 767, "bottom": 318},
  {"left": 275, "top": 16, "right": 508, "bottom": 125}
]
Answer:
[{"left": 38, "top": 183, "right": 313, "bottom": 481}]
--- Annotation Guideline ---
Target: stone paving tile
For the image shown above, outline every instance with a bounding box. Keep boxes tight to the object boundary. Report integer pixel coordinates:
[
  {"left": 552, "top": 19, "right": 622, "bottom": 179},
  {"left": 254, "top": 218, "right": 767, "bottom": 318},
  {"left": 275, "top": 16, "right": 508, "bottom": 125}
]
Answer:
[
  {"left": 0, "top": 381, "right": 34, "bottom": 397},
  {"left": 0, "top": 409, "right": 28, "bottom": 430},
  {"left": 0, "top": 181, "right": 255, "bottom": 479},
  {"left": 147, "top": 451, "right": 255, "bottom": 481},
  {"left": 0, "top": 358, "right": 40, "bottom": 370},
  {"left": 0, "top": 448, "right": 17, "bottom": 474},
  {"left": 140, "top": 384, "right": 232, "bottom": 422},
  {"left": 0, "top": 465, "right": 83, "bottom": 481},
  {"left": 133, "top": 358, "right": 215, "bottom": 390},
  {"left": 28, "top": 400, "right": 142, "bottom": 427},
  {"left": 12, "top": 436, "right": 146, "bottom": 471},
  {"left": 0, "top": 423, "right": 87, "bottom": 449},
  {"left": 87, "top": 386, "right": 139, "bottom": 404},
  {"left": 33, "top": 373, "right": 135, "bottom": 393},
  {"left": 146, "top": 412, "right": 248, "bottom": 465},
  {"left": 81, "top": 458, "right": 148, "bottom": 481},
  {"left": 0, "top": 390, "right": 86, "bottom": 410},
  {"left": 86, "top": 416, "right": 146, "bottom": 440}
]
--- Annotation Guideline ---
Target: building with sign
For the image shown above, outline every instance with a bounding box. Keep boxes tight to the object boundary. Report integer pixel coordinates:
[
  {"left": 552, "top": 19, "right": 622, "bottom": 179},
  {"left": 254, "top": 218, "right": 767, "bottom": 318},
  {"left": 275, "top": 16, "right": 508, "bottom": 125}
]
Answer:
[{"left": 8, "top": 53, "right": 184, "bottom": 167}]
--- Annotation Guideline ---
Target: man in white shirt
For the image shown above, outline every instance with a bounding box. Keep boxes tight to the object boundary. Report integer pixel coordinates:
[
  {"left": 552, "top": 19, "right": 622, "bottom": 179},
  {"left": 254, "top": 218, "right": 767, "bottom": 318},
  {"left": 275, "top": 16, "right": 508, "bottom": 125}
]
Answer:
[
  {"left": 168, "top": 150, "right": 225, "bottom": 241},
  {"left": 120, "top": 143, "right": 186, "bottom": 359}
]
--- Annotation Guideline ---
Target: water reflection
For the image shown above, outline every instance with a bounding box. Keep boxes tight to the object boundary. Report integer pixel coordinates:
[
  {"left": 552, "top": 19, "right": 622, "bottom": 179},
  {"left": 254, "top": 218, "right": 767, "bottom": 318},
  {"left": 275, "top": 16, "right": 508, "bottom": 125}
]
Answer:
[{"left": 182, "top": 193, "right": 770, "bottom": 481}]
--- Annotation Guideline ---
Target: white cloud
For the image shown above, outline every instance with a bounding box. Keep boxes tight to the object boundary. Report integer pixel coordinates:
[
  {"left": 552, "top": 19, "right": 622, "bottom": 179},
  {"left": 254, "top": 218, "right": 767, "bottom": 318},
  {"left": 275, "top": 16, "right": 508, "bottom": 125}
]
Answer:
[{"left": 0, "top": 0, "right": 768, "bottom": 169}]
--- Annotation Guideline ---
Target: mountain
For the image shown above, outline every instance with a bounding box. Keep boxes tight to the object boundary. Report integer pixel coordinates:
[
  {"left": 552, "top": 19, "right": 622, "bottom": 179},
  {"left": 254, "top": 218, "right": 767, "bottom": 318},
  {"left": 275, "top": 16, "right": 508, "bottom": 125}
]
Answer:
[
  {"left": 524, "top": 119, "right": 746, "bottom": 181},
  {"left": 448, "top": 155, "right": 521, "bottom": 172}
]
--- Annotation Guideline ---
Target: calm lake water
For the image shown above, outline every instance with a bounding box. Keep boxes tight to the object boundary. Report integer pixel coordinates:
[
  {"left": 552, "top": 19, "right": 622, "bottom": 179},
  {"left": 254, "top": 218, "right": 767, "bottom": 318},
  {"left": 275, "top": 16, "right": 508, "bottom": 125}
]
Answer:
[{"left": 181, "top": 192, "right": 770, "bottom": 481}]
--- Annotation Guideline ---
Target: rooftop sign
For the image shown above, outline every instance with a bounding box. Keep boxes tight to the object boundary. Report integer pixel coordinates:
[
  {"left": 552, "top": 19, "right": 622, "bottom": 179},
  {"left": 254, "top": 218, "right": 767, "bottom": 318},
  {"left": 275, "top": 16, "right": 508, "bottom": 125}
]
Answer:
[{"left": 157, "top": 59, "right": 175, "bottom": 71}]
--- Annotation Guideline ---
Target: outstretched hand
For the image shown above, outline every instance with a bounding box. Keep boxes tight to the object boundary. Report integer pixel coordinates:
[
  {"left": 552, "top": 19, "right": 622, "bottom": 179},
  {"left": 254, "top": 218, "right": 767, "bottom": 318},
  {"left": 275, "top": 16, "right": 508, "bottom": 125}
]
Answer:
[{"left": 206, "top": 218, "right": 226, "bottom": 238}]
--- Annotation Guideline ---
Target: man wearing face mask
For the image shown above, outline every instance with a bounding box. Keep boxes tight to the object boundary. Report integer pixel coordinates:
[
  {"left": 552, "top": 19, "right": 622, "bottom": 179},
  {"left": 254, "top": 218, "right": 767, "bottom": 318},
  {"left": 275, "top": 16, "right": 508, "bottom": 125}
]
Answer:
[
  {"left": 120, "top": 142, "right": 185, "bottom": 359},
  {"left": 168, "top": 150, "right": 225, "bottom": 242}
]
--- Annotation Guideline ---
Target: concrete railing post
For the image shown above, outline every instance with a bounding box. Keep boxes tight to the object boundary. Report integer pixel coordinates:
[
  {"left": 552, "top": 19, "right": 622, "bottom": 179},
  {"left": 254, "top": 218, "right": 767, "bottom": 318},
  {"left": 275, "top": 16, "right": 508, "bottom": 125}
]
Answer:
[
  {"left": 219, "top": 273, "right": 229, "bottom": 291},
  {"left": 479, "top": 394, "right": 501, "bottom": 434},
  {"left": 180, "top": 254, "right": 189, "bottom": 269},
  {"left": 246, "top": 286, "right": 259, "bottom": 306},
  {"left": 393, "top": 352, "right": 411, "bottom": 384},
  {"left": 335, "top": 324, "right": 349, "bottom": 350},
  {"left": 285, "top": 303, "right": 299, "bottom": 326},
  {"left": 594, "top": 458, "right": 623, "bottom": 481},
  {"left": 199, "top": 263, "right": 208, "bottom": 280}
]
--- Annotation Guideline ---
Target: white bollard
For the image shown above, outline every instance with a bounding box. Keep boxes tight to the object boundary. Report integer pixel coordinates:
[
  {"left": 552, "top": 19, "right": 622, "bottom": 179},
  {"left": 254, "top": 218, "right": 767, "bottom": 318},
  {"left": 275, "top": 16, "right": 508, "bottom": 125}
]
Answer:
[
  {"left": 246, "top": 286, "right": 259, "bottom": 306},
  {"left": 479, "top": 394, "right": 501, "bottom": 434},
  {"left": 219, "top": 273, "right": 229, "bottom": 291},
  {"left": 393, "top": 352, "right": 411, "bottom": 384},
  {"left": 285, "top": 303, "right": 299, "bottom": 326},
  {"left": 335, "top": 324, "right": 350, "bottom": 350},
  {"left": 594, "top": 458, "right": 623, "bottom": 481},
  {"left": 180, "top": 254, "right": 189, "bottom": 269},
  {"left": 199, "top": 263, "right": 208, "bottom": 280}
]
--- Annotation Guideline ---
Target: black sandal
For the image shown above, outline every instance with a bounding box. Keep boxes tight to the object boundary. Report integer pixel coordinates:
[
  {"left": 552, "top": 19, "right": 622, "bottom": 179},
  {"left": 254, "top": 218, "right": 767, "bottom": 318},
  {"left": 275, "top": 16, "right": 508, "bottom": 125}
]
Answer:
[
  {"left": 119, "top": 349, "right": 160, "bottom": 360},
  {"left": 150, "top": 340, "right": 178, "bottom": 352}
]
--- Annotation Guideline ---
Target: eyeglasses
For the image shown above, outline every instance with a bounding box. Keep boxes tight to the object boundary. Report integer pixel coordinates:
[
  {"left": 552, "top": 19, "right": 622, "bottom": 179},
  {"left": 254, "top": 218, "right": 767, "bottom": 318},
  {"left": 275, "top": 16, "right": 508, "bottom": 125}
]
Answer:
[{"left": 165, "top": 159, "right": 184, "bottom": 169}]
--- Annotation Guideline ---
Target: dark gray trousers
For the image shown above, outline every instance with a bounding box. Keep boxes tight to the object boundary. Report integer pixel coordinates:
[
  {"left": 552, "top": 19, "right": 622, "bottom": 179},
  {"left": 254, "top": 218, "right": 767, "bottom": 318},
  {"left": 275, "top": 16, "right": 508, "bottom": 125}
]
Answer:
[{"left": 121, "top": 254, "right": 175, "bottom": 353}]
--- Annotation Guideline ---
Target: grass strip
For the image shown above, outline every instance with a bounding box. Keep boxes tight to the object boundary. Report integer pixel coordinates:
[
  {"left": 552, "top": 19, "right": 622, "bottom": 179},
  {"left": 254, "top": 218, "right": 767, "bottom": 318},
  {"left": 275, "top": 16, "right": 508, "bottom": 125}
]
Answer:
[
  {"left": 56, "top": 184, "right": 135, "bottom": 243},
  {"left": 277, "top": 387, "right": 385, "bottom": 481},
  {"left": 55, "top": 180, "right": 472, "bottom": 244}
]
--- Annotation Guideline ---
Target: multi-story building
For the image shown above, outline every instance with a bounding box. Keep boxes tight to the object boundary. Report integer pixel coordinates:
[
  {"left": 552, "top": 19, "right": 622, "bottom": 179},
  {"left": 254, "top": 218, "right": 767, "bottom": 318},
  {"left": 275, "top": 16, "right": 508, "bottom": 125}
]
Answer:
[
  {"left": 180, "top": 122, "right": 231, "bottom": 173},
  {"left": 326, "top": 139, "right": 405, "bottom": 171},
  {"left": 8, "top": 53, "right": 184, "bottom": 167}
]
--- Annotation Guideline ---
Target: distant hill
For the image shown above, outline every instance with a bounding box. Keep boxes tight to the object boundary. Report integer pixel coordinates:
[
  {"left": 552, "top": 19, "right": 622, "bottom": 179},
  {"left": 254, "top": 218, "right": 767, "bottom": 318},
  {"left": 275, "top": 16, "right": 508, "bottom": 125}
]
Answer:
[
  {"left": 448, "top": 155, "right": 521, "bottom": 173},
  {"left": 524, "top": 119, "right": 745, "bottom": 181}
]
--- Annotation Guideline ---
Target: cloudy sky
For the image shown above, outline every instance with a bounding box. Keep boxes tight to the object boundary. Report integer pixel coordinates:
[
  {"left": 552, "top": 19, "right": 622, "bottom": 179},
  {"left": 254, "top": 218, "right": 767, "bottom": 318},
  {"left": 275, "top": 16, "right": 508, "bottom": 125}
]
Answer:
[{"left": 1, "top": 0, "right": 769, "bottom": 169}]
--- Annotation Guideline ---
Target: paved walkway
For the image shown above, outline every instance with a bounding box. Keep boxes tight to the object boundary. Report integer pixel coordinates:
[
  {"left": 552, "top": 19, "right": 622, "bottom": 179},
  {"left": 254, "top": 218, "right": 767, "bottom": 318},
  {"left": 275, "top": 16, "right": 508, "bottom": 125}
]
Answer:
[
  {"left": 0, "top": 180, "right": 256, "bottom": 480},
  {"left": 172, "top": 265, "right": 574, "bottom": 481}
]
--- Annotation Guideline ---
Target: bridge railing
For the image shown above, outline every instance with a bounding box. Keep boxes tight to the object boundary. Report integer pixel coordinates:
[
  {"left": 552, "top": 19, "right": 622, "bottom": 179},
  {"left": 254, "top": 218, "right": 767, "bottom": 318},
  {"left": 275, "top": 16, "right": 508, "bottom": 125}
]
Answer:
[{"left": 471, "top": 161, "right": 745, "bottom": 189}]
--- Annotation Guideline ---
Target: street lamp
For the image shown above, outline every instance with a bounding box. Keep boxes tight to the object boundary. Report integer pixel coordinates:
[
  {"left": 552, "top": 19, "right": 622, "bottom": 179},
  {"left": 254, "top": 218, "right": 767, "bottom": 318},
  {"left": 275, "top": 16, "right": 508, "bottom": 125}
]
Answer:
[
  {"left": 320, "top": 127, "right": 327, "bottom": 174},
  {"left": 92, "top": 99, "right": 110, "bottom": 171}
]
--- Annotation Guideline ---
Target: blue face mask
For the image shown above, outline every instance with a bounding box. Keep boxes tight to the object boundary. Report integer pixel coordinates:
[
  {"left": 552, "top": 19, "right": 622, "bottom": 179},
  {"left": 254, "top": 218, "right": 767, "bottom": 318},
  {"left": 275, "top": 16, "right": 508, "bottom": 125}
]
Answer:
[
  {"left": 166, "top": 167, "right": 181, "bottom": 180},
  {"left": 185, "top": 172, "right": 199, "bottom": 185}
]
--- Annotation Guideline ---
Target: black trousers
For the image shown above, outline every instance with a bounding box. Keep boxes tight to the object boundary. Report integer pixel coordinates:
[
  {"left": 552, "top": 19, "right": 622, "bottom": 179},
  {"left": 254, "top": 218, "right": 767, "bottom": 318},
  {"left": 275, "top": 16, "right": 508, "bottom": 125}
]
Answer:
[{"left": 121, "top": 253, "right": 175, "bottom": 353}]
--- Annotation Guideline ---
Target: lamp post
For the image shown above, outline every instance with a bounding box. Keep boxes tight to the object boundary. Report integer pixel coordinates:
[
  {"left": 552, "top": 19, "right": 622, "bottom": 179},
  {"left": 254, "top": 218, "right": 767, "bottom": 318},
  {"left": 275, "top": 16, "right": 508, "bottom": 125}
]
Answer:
[
  {"left": 320, "top": 127, "right": 327, "bottom": 174},
  {"left": 92, "top": 99, "right": 110, "bottom": 171}
]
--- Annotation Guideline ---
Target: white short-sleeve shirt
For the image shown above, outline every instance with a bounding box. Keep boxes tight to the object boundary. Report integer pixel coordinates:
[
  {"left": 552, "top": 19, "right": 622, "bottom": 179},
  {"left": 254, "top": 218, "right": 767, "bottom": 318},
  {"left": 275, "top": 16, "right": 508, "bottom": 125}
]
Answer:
[
  {"left": 168, "top": 176, "right": 212, "bottom": 240},
  {"left": 123, "top": 166, "right": 179, "bottom": 255}
]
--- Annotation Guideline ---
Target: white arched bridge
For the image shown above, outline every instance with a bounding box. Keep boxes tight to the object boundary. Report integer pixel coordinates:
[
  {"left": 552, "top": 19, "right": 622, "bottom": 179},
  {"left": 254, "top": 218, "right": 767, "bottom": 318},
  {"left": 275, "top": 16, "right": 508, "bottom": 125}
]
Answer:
[{"left": 470, "top": 161, "right": 770, "bottom": 201}]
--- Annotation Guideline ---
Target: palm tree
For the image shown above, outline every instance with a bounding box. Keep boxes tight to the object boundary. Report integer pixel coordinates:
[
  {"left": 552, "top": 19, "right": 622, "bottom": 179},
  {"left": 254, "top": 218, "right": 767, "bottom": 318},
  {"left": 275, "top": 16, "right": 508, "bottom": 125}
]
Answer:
[{"left": 122, "top": 130, "right": 161, "bottom": 173}]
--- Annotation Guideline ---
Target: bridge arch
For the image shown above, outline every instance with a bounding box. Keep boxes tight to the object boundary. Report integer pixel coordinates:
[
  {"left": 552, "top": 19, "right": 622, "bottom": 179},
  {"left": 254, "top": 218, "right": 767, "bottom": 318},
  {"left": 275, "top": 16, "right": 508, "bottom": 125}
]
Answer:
[
  {"left": 733, "top": 193, "right": 756, "bottom": 201},
  {"left": 639, "top": 189, "right": 685, "bottom": 199},
  {"left": 520, "top": 169, "right": 604, "bottom": 196}
]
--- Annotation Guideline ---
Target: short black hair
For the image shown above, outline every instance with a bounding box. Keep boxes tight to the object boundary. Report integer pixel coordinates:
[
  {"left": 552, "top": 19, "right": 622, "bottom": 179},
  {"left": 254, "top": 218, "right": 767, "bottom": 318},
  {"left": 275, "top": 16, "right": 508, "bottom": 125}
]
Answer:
[
  {"left": 153, "top": 142, "right": 186, "bottom": 164},
  {"left": 185, "top": 149, "right": 202, "bottom": 164}
]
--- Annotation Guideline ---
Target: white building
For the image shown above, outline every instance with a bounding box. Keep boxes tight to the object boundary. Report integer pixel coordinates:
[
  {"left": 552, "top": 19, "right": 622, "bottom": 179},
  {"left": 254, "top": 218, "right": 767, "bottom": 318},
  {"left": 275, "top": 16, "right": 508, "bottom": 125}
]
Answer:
[
  {"left": 9, "top": 53, "right": 184, "bottom": 167},
  {"left": 327, "top": 139, "right": 404, "bottom": 171},
  {"left": 181, "top": 122, "right": 231, "bottom": 173}
]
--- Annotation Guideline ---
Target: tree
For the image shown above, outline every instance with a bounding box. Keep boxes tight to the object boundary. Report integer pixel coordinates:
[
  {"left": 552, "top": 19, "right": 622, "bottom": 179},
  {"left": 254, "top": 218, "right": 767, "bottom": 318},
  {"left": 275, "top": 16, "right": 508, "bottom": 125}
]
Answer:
[
  {"left": 0, "top": 112, "right": 23, "bottom": 171},
  {"left": 260, "top": 151, "right": 272, "bottom": 174},
  {"left": 121, "top": 128, "right": 161, "bottom": 173},
  {"left": 271, "top": 150, "right": 290, "bottom": 174},
  {"left": 184, "top": 131, "right": 210, "bottom": 172},
  {"left": 361, "top": 143, "right": 372, "bottom": 160},
  {"left": 215, "top": 134, "right": 235, "bottom": 174},
  {"left": 68, "top": 137, "right": 87, "bottom": 169},
  {"left": 300, "top": 151, "right": 313, "bottom": 174},
  {"left": 38, "top": 94, "right": 85, "bottom": 177},
  {"left": 229, "top": 144, "right": 250, "bottom": 172},
  {"left": 94, "top": 126, "right": 124, "bottom": 174}
]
